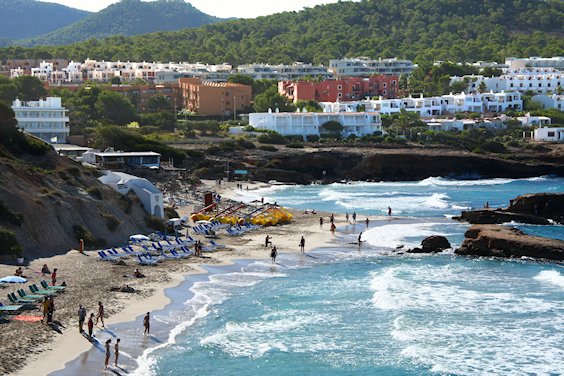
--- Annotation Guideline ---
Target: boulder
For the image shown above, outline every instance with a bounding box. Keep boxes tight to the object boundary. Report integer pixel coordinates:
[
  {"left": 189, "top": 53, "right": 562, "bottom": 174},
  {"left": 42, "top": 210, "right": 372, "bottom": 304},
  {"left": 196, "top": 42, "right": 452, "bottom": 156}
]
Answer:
[
  {"left": 458, "top": 209, "right": 549, "bottom": 225},
  {"left": 407, "top": 235, "right": 451, "bottom": 253},
  {"left": 455, "top": 225, "right": 564, "bottom": 261}
]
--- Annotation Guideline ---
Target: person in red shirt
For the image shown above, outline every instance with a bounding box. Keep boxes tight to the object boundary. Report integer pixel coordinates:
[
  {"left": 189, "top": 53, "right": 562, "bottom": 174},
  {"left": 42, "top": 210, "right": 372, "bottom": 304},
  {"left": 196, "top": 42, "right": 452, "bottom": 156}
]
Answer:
[{"left": 51, "top": 268, "right": 58, "bottom": 286}]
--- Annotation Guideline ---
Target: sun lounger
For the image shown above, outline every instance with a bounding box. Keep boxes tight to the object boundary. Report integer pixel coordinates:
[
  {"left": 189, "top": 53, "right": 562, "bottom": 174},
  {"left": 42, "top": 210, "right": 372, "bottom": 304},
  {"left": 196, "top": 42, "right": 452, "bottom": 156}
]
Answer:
[
  {"left": 17, "top": 289, "right": 44, "bottom": 301},
  {"left": 29, "top": 285, "right": 56, "bottom": 296},
  {"left": 8, "top": 293, "right": 36, "bottom": 308},
  {"left": 40, "top": 280, "right": 65, "bottom": 292},
  {"left": 209, "top": 240, "right": 228, "bottom": 250},
  {"left": 136, "top": 255, "right": 159, "bottom": 266},
  {"left": 98, "top": 250, "right": 120, "bottom": 262},
  {"left": 170, "top": 250, "right": 190, "bottom": 259},
  {"left": 0, "top": 302, "right": 24, "bottom": 314}
]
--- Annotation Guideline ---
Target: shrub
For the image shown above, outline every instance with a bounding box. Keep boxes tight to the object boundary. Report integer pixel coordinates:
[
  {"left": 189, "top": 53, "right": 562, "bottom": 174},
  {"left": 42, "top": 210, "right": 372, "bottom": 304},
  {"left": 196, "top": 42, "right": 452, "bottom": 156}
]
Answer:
[
  {"left": 206, "top": 145, "right": 221, "bottom": 155},
  {"left": 0, "top": 201, "right": 23, "bottom": 226},
  {"left": 66, "top": 166, "right": 81, "bottom": 178},
  {"left": 257, "top": 132, "right": 287, "bottom": 144},
  {"left": 284, "top": 135, "right": 304, "bottom": 143},
  {"left": 58, "top": 170, "right": 70, "bottom": 181},
  {"left": 164, "top": 206, "right": 179, "bottom": 219},
  {"left": 306, "top": 135, "right": 320, "bottom": 142},
  {"left": 72, "top": 224, "right": 97, "bottom": 244},
  {"left": 286, "top": 142, "right": 304, "bottom": 148},
  {"left": 0, "top": 227, "right": 21, "bottom": 256},
  {"left": 236, "top": 138, "right": 256, "bottom": 149},
  {"left": 145, "top": 216, "right": 166, "bottom": 231},
  {"left": 480, "top": 141, "right": 508, "bottom": 153},
  {"left": 87, "top": 187, "right": 103, "bottom": 200},
  {"left": 258, "top": 145, "right": 277, "bottom": 152},
  {"left": 244, "top": 125, "right": 255, "bottom": 132},
  {"left": 185, "top": 149, "right": 204, "bottom": 158},
  {"left": 101, "top": 213, "right": 121, "bottom": 232}
]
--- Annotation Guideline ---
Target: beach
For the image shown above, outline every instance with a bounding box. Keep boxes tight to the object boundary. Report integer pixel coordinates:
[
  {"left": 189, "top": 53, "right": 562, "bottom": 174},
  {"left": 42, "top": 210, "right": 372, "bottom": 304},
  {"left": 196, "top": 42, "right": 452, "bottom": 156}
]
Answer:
[{"left": 1, "top": 180, "right": 345, "bottom": 376}]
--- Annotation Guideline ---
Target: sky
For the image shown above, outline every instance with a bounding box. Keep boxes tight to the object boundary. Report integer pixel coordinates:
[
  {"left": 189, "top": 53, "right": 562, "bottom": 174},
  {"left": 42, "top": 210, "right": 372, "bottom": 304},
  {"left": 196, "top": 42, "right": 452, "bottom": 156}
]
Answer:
[{"left": 42, "top": 0, "right": 352, "bottom": 18}]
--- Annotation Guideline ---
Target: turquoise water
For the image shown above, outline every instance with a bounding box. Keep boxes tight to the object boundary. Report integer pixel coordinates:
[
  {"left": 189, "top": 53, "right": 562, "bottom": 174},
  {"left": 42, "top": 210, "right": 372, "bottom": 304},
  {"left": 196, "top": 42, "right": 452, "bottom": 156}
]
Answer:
[
  {"left": 130, "top": 176, "right": 564, "bottom": 376},
  {"left": 149, "top": 254, "right": 564, "bottom": 376}
]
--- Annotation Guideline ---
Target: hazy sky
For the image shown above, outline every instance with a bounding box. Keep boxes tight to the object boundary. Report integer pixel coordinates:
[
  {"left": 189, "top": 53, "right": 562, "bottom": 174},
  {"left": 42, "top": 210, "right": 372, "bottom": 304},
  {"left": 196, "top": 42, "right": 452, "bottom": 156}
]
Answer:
[{"left": 42, "top": 0, "right": 352, "bottom": 18}]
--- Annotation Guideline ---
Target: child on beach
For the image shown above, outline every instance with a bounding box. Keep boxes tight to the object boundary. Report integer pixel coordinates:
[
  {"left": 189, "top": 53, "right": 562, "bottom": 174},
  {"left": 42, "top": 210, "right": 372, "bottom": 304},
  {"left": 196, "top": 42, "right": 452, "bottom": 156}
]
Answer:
[
  {"left": 144, "top": 312, "right": 150, "bottom": 335},
  {"left": 105, "top": 339, "right": 111, "bottom": 368},
  {"left": 41, "top": 264, "right": 51, "bottom": 275}
]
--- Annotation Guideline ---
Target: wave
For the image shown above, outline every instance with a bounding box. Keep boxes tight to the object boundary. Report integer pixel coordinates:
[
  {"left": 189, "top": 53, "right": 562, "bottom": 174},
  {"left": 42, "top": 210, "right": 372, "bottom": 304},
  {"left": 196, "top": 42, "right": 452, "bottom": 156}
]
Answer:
[{"left": 534, "top": 270, "right": 564, "bottom": 288}]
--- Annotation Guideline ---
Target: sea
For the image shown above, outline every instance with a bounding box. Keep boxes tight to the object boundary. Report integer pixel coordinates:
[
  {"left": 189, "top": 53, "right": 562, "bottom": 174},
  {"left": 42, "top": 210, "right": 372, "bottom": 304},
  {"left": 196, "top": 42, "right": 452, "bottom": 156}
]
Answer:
[{"left": 55, "top": 176, "right": 564, "bottom": 376}]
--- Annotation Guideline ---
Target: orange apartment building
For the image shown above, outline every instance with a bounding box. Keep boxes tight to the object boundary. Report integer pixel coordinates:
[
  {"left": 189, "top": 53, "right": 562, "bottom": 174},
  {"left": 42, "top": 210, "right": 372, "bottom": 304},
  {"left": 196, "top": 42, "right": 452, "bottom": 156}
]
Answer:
[{"left": 179, "top": 78, "right": 252, "bottom": 116}]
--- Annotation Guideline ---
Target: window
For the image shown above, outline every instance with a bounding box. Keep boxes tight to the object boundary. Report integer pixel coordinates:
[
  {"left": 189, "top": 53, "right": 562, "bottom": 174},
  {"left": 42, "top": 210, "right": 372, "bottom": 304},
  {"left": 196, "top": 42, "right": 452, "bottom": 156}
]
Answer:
[
  {"left": 547, "top": 131, "right": 555, "bottom": 137},
  {"left": 338, "top": 93, "right": 342, "bottom": 98},
  {"left": 383, "top": 83, "right": 387, "bottom": 88},
  {"left": 337, "top": 85, "right": 342, "bottom": 90}
]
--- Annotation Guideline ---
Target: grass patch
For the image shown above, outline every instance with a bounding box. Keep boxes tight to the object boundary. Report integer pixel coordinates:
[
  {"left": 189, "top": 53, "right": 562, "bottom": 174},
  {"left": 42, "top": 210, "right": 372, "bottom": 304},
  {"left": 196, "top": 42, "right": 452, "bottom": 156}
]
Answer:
[
  {"left": 87, "top": 187, "right": 103, "bottom": 200},
  {"left": 0, "top": 227, "right": 22, "bottom": 256},
  {"left": 101, "top": 213, "right": 121, "bottom": 232}
]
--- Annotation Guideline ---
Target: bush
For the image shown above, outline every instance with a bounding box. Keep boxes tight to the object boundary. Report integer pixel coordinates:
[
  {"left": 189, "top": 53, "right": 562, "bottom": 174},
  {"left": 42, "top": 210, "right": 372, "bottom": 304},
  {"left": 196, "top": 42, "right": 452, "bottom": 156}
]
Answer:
[
  {"left": 206, "top": 145, "right": 221, "bottom": 154},
  {"left": 258, "top": 145, "right": 277, "bottom": 152},
  {"left": 87, "top": 187, "right": 103, "bottom": 200},
  {"left": 306, "top": 135, "right": 320, "bottom": 142},
  {"left": 101, "top": 213, "right": 121, "bottom": 232},
  {"left": 185, "top": 149, "right": 204, "bottom": 158},
  {"left": 164, "top": 206, "right": 179, "bottom": 219},
  {"left": 480, "top": 141, "right": 508, "bottom": 153},
  {"left": 72, "top": 224, "right": 97, "bottom": 244},
  {"left": 286, "top": 142, "right": 304, "bottom": 148},
  {"left": 257, "top": 132, "right": 287, "bottom": 144},
  {"left": 244, "top": 125, "right": 255, "bottom": 132},
  {"left": 0, "top": 227, "right": 21, "bottom": 256},
  {"left": 145, "top": 215, "right": 166, "bottom": 231},
  {"left": 236, "top": 138, "right": 256, "bottom": 149},
  {"left": 0, "top": 201, "right": 23, "bottom": 226}
]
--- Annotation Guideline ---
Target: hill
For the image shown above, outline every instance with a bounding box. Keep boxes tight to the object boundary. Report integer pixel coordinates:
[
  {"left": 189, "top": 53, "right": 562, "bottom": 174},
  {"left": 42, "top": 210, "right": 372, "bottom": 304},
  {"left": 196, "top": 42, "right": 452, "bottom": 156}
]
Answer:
[
  {"left": 0, "top": 0, "right": 89, "bottom": 44},
  {"left": 0, "top": 0, "right": 562, "bottom": 64},
  {"left": 18, "top": 0, "right": 225, "bottom": 46},
  {"left": 0, "top": 102, "right": 153, "bottom": 258}
]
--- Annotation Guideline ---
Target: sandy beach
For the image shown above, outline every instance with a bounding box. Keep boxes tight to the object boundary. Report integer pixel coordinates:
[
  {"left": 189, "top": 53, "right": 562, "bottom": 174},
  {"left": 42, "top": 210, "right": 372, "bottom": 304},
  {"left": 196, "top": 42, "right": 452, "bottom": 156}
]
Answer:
[{"left": 0, "top": 180, "right": 354, "bottom": 376}]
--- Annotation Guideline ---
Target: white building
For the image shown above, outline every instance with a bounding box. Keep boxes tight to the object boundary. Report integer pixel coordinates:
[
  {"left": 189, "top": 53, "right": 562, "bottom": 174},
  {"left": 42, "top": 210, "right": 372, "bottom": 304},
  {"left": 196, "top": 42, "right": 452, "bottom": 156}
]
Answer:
[
  {"left": 531, "top": 94, "right": 564, "bottom": 110},
  {"left": 451, "top": 69, "right": 563, "bottom": 94},
  {"left": 11, "top": 97, "right": 70, "bottom": 143},
  {"left": 425, "top": 117, "right": 507, "bottom": 131},
  {"left": 236, "top": 62, "right": 332, "bottom": 80},
  {"left": 249, "top": 109, "right": 382, "bottom": 138},
  {"left": 516, "top": 113, "right": 551, "bottom": 127},
  {"left": 532, "top": 127, "right": 564, "bottom": 142},
  {"left": 329, "top": 57, "right": 416, "bottom": 77},
  {"left": 319, "top": 92, "right": 522, "bottom": 116},
  {"left": 99, "top": 171, "right": 164, "bottom": 218},
  {"left": 506, "top": 57, "right": 564, "bottom": 71}
]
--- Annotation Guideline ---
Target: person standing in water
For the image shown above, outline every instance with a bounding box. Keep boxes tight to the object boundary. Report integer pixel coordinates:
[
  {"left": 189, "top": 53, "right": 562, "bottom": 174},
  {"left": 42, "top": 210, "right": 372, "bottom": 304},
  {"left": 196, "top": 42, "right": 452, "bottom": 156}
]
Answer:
[
  {"left": 299, "top": 236, "right": 305, "bottom": 253},
  {"left": 388, "top": 207, "right": 392, "bottom": 216},
  {"left": 271, "top": 246, "right": 277, "bottom": 263},
  {"left": 358, "top": 232, "right": 363, "bottom": 246},
  {"left": 114, "top": 338, "right": 120, "bottom": 367},
  {"left": 352, "top": 212, "right": 357, "bottom": 222},
  {"left": 144, "top": 312, "right": 150, "bottom": 335},
  {"left": 104, "top": 339, "right": 111, "bottom": 368},
  {"left": 365, "top": 218, "right": 370, "bottom": 227}
]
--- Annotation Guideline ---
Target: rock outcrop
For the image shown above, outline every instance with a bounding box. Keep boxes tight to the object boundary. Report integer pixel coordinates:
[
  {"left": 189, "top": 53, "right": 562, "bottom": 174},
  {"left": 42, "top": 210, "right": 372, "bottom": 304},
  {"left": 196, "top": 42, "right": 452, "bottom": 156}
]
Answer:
[
  {"left": 407, "top": 235, "right": 451, "bottom": 253},
  {"left": 455, "top": 225, "right": 564, "bottom": 261},
  {"left": 456, "top": 193, "right": 564, "bottom": 225}
]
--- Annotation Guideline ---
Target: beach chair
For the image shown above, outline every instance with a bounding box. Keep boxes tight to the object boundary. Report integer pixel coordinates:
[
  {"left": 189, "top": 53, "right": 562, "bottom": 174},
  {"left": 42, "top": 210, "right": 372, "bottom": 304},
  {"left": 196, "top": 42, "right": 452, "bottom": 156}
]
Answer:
[
  {"left": 178, "top": 247, "right": 193, "bottom": 257},
  {"left": 0, "top": 302, "right": 24, "bottom": 314},
  {"left": 98, "top": 250, "right": 119, "bottom": 262},
  {"left": 122, "top": 246, "right": 141, "bottom": 257},
  {"left": 136, "top": 255, "right": 159, "bottom": 266},
  {"left": 170, "top": 250, "right": 190, "bottom": 259},
  {"left": 8, "top": 293, "right": 36, "bottom": 308},
  {"left": 109, "top": 248, "right": 129, "bottom": 259},
  {"left": 209, "top": 240, "right": 228, "bottom": 250},
  {"left": 29, "top": 284, "right": 56, "bottom": 296},
  {"left": 40, "top": 280, "right": 65, "bottom": 292},
  {"left": 17, "top": 289, "right": 44, "bottom": 301}
]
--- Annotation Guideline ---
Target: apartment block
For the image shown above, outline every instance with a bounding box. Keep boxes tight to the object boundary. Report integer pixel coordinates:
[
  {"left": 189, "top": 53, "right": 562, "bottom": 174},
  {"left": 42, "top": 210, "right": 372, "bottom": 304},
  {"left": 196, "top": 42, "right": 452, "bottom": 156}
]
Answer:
[
  {"left": 12, "top": 97, "right": 70, "bottom": 143},
  {"left": 179, "top": 78, "right": 252, "bottom": 116},
  {"left": 329, "top": 57, "right": 416, "bottom": 77}
]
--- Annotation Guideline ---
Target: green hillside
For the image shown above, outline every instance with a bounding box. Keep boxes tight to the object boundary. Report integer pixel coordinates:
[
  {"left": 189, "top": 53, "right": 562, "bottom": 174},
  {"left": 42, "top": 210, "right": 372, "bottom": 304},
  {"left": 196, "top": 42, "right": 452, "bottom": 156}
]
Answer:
[
  {"left": 0, "top": 0, "right": 89, "bottom": 43},
  {"left": 1, "top": 0, "right": 562, "bottom": 64},
  {"left": 18, "top": 0, "right": 224, "bottom": 46}
]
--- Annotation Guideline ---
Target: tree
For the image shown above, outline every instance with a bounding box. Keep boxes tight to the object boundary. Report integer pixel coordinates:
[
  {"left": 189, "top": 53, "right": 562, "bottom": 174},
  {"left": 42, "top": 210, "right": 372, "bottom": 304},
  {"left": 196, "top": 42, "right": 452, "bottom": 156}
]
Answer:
[
  {"left": 449, "top": 80, "right": 468, "bottom": 94},
  {"left": 110, "top": 76, "right": 121, "bottom": 85},
  {"left": 478, "top": 81, "right": 487, "bottom": 93},
  {"left": 320, "top": 120, "right": 343, "bottom": 137},
  {"left": 294, "top": 99, "right": 321, "bottom": 112},
  {"left": 228, "top": 74, "right": 254, "bottom": 87},
  {"left": 0, "top": 76, "right": 17, "bottom": 105},
  {"left": 95, "top": 91, "right": 138, "bottom": 125},
  {"left": 253, "top": 86, "right": 294, "bottom": 113},
  {"left": 147, "top": 94, "right": 172, "bottom": 112},
  {"left": 13, "top": 75, "right": 47, "bottom": 101}
]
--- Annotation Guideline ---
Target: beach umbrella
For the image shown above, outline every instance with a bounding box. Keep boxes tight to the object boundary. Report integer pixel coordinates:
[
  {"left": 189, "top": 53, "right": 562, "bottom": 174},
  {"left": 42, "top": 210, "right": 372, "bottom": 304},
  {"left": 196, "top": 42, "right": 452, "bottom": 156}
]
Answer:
[
  {"left": 0, "top": 276, "right": 27, "bottom": 283},
  {"left": 130, "top": 234, "right": 150, "bottom": 242}
]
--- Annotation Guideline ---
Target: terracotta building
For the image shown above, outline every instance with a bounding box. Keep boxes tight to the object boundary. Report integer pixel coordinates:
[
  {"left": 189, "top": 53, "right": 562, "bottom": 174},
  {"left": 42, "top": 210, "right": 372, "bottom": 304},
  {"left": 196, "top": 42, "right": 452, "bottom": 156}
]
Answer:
[
  {"left": 278, "top": 76, "right": 398, "bottom": 103},
  {"left": 179, "top": 78, "right": 252, "bottom": 116}
]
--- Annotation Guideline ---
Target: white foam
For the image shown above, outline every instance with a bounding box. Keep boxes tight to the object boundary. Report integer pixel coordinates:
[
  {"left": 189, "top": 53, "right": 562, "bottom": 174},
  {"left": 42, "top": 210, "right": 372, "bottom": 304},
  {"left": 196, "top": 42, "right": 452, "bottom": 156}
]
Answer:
[
  {"left": 534, "top": 270, "right": 564, "bottom": 288},
  {"left": 362, "top": 222, "right": 453, "bottom": 249}
]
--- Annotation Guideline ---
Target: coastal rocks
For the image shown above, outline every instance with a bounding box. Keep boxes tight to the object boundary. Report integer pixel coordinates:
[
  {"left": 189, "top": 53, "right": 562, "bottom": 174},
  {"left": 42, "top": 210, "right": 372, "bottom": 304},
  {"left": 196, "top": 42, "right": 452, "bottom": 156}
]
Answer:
[
  {"left": 455, "top": 225, "right": 564, "bottom": 261},
  {"left": 407, "top": 235, "right": 451, "bottom": 253},
  {"left": 456, "top": 193, "right": 564, "bottom": 225}
]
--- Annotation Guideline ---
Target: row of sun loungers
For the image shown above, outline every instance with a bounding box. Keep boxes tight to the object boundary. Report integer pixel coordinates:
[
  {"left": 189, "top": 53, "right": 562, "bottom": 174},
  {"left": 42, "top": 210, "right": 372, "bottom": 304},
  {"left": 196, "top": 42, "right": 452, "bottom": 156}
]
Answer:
[
  {"left": 2, "top": 280, "right": 66, "bottom": 315},
  {"left": 225, "top": 223, "right": 261, "bottom": 236}
]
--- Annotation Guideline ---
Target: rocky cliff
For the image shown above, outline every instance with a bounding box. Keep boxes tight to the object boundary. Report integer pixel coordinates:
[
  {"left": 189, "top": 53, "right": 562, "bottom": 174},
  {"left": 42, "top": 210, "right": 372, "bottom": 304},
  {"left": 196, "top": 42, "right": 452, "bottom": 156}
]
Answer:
[{"left": 455, "top": 225, "right": 564, "bottom": 261}]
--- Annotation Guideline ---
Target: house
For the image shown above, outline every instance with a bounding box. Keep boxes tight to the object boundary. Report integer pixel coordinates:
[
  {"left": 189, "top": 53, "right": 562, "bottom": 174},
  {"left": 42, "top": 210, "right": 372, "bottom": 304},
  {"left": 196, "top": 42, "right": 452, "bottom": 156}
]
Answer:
[
  {"left": 99, "top": 171, "right": 164, "bottom": 218},
  {"left": 249, "top": 109, "right": 382, "bottom": 138},
  {"left": 11, "top": 97, "right": 70, "bottom": 143},
  {"left": 179, "top": 78, "right": 252, "bottom": 116},
  {"left": 516, "top": 113, "right": 551, "bottom": 127},
  {"left": 532, "top": 127, "right": 564, "bottom": 142},
  {"left": 451, "top": 68, "right": 563, "bottom": 94},
  {"left": 81, "top": 149, "right": 161, "bottom": 170}
]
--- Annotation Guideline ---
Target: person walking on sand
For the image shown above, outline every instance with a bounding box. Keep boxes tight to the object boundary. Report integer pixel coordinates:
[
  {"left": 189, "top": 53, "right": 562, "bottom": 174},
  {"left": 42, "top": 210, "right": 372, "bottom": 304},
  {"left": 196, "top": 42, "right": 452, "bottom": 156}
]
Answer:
[
  {"left": 96, "top": 302, "right": 105, "bottom": 327},
  {"left": 41, "top": 297, "right": 49, "bottom": 324},
  {"left": 299, "top": 236, "right": 305, "bottom": 253},
  {"left": 144, "top": 312, "right": 150, "bottom": 335},
  {"left": 319, "top": 216, "right": 324, "bottom": 226},
  {"left": 388, "top": 206, "right": 392, "bottom": 217},
  {"left": 87, "top": 313, "right": 95, "bottom": 338},
  {"left": 265, "top": 235, "right": 272, "bottom": 248},
  {"left": 114, "top": 338, "right": 120, "bottom": 366},
  {"left": 51, "top": 268, "right": 57, "bottom": 286},
  {"left": 271, "top": 246, "right": 277, "bottom": 263},
  {"left": 330, "top": 213, "right": 335, "bottom": 224},
  {"left": 78, "top": 305, "right": 86, "bottom": 333},
  {"left": 105, "top": 339, "right": 111, "bottom": 368}
]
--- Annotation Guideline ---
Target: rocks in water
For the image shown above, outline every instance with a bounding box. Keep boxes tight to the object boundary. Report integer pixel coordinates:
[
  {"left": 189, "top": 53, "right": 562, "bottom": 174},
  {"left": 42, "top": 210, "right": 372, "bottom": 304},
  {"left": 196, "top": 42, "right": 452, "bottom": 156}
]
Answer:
[
  {"left": 407, "top": 235, "right": 451, "bottom": 253},
  {"left": 455, "top": 225, "right": 564, "bottom": 261},
  {"left": 456, "top": 193, "right": 563, "bottom": 225}
]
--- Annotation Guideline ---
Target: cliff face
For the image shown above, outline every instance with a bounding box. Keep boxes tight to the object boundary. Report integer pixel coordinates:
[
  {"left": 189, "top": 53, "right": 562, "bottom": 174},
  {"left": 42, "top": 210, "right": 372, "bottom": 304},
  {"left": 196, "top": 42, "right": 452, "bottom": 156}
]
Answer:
[{"left": 0, "top": 150, "right": 151, "bottom": 258}]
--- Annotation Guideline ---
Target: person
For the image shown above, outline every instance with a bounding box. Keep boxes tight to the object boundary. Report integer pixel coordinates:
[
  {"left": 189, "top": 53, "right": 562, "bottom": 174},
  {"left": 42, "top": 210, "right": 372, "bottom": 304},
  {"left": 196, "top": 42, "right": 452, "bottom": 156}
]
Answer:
[
  {"left": 358, "top": 232, "right": 363, "bottom": 246},
  {"left": 270, "top": 246, "right": 277, "bottom": 263},
  {"left": 388, "top": 207, "right": 392, "bottom": 216},
  {"left": 319, "top": 217, "right": 324, "bottom": 226},
  {"left": 41, "top": 297, "right": 49, "bottom": 324},
  {"left": 311, "top": 209, "right": 316, "bottom": 214},
  {"left": 105, "top": 339, "right": 111, "bottom": 368},
  {"left": 299, "top": 236, "right": 305, "bottom": 253},
  {"left": 330, "top": 223, "right": 336, "bottom": 235},
  {"left": 87, "top": 313, "right": 95, "bottom": 338},
  {"left": 345, "top": 212, "right": 349, "bottom": 222},
  {"left": 47, "top": 296, "right": 54, "bottom": 324},
  {"left": 51, "top": 268, "right": 57, "bottom": 286},
  {"left": 365, "top": 217, "right": 370, "bottom": 227},
  {"left": 264, "top": 235, "right": 272, "bottom": 248},
  {"left": 303, "top": 209, "right": 309, "bottom": 214},
  {"left": 41, "top": 264, "right": 51, "bottom": 275},
  {"left": 330, "top": 214, "right": 335, "bottom": 224},
  {"left": 352, "top": 212, "right": 357, "bottom": 222},
  {"left": 60, "top": 281, "right": 67, "bottom": 287},
  {"left": 14, "top": 267, "right": 24, "bottom": 277},
  {"left": 143, "top": 312, "right": 150, "bottom": 335},
  {"left": 485, "top": 201, "right": 490, "bottom": 209},
  {"left": 134, "top": 268, "right": 145, "bottom": 278},
  {"left": 114, "top": 338, "right": 120, "bottom": 367},
  {"left": 261, "top": 197, "right": 264, "bottom": 204},
  {"left": 78, "top": 305, "right": 87, "bottom": 333},
  {"left": 96, "top": 302, "right": 105, "bottom": 327}
]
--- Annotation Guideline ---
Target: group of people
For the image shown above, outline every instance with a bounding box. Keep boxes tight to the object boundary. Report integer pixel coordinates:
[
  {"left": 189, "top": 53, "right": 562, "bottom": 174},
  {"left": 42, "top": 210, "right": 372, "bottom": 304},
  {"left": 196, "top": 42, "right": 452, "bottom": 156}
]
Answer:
[
  {"left": 194, "top": 240, "right": 205, "bottom": 256},
  {"left": 235, "top": 183, "right": 248, "bottom": 190}
]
